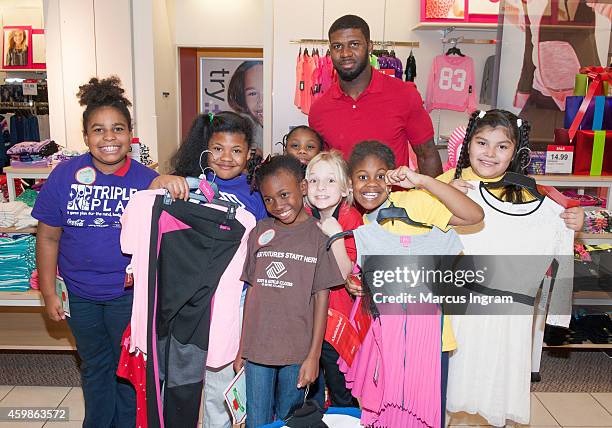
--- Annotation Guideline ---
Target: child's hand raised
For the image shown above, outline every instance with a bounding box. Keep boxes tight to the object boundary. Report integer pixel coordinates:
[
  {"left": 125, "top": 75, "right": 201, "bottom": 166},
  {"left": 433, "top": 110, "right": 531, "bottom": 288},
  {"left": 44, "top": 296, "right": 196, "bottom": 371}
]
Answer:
[
  {"left": 149, "top": 175, "right": 190, "bottom": 201},
  {"left": 385, "top": 166, "right": 423, "bottom": 189},
  {"left": 297, "top": 355, "right": 319, "bottom": 388},
  {"left": 317, "top": 217, "right": 343, "bottom": 237},
  {"left": 450, "top": 179, "right": 474, "bottom": 194}
]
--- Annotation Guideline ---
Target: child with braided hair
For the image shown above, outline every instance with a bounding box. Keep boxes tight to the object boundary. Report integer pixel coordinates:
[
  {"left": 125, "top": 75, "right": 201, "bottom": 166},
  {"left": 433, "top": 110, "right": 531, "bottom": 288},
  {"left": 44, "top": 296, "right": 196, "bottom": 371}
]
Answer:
[
  {"left": 32, "top": 76, "right": 187, "bottom": 427},
  {"left": 436, "top": 109, "right": 583, "bottom": 426},
  {"left": 168, "top": 110, "right": 267, "bottom": 428},
  {"left": 438, "top": 109, "right": 583, "bottom": 227}
]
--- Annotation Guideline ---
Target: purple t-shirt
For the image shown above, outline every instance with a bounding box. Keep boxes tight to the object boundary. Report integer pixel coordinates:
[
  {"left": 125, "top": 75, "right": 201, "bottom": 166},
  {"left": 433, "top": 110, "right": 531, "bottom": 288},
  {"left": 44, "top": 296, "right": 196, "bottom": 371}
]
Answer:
[
  {"left": 206, "top": 173, "right": 267, "bottom": 221},
  {"left": 32, "top": 154, "right": 158, "bottom": 300}
]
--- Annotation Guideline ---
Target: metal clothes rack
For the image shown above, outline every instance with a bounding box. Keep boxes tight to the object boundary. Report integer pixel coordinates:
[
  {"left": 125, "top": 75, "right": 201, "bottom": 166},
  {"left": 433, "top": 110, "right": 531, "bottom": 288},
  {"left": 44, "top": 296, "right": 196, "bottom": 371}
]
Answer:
[
  {"left": 441, "top": 36, "right": 497, "bottom": 45},
  {"left": 0, "top": 101, "right": 48, "bottom": 114},
  {"left": 290, "top": 38, "right": 420, "bottom": 48}
]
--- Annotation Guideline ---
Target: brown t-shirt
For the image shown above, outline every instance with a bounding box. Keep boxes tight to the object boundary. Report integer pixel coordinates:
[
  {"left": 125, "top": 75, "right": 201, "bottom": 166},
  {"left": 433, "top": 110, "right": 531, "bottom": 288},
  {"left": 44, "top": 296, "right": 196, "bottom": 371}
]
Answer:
[{"left": 241, "top": 217, "right": 344, "bottom": 365}]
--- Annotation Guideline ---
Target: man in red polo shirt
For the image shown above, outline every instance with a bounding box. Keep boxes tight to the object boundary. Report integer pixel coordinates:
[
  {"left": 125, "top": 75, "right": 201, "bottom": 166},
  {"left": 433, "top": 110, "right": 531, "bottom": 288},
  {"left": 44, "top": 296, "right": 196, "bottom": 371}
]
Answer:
[{"left": 309, "top": 14, "right": 443, "bottom": 176}]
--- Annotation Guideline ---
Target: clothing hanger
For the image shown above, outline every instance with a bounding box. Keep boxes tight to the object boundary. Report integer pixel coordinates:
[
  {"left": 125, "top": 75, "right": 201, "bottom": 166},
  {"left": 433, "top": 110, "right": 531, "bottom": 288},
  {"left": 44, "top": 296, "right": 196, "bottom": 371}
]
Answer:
[
  {"left": 162, "top": 150, "right": 238, "bottom": 222},
  {"left": 325, "top": 192, "right": 432, "bottom": 251},
  {"left": 482, "top": 171, "right": 545, "bottom": 202},
  {"left": 445, "top": 39, "right": 465, "bottom": 57},
  {"left": 376, "top": 190, "right": 433, "bottom": 228},
  {"left": 326, "top": 230, "right": 354, "bottom": 251}
]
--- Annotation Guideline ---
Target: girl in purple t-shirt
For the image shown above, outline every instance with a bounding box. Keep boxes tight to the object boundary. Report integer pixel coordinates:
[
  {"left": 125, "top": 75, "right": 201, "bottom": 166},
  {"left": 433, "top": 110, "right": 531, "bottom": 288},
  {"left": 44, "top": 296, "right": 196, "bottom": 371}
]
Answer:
[{"left": 33, "top": 76, "right": 185, "bottom": 428}]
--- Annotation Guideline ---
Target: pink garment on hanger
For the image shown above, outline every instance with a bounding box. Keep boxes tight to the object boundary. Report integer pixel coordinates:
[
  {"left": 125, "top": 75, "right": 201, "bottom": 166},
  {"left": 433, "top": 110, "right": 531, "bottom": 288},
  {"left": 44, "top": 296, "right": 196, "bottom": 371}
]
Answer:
[
  {"left": 206, "top": 208, "right": 255, "bottom": 368},
  {"left": 320, "top": 55, "right": 335, "bottom": 95},
  {"left": 340, "top": 308, "right": 442, "bottom": 428},
  {"left": 120, "top": 189, "right": 166, "bottom": 354},
  {"left": 311, "top": 53, "right": 323, "bottom": 101},
  {"left": 294, "top": 50, "right": 304, "bottom": 109},
  {"left": 120, "top": 189, "right": 254, "bottom": 364},
  {"left": 425, "top": 54, "right": 477, "bottom": 113},
  {"left": 300, "top": 53, "right": 316, "bottom": 115}
]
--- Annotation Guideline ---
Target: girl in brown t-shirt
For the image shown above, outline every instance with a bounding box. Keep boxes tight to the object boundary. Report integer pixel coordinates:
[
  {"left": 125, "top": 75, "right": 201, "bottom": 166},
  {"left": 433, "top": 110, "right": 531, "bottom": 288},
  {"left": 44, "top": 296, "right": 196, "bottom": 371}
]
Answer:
[{"left": 234, "top": 155, "right": 345, "bottom": 428}]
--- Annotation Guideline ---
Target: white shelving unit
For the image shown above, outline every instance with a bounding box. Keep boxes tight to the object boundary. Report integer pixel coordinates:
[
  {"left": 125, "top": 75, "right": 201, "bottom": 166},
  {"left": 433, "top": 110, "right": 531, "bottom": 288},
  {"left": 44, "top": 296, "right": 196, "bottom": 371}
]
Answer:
[
  {"left": 0, "top": 221, "right": 75, "bottom": 350},
  {"left": 4, "top": 166, "right": 52, "bottom": 202},
  {"left": 530, "top": 174, "right": 611, "bottom": 382}
]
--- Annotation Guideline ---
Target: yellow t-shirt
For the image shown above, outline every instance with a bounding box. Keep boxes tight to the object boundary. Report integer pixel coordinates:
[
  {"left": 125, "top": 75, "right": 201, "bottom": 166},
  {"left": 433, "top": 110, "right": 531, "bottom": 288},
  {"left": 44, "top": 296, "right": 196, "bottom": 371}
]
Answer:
[
  {"left": 438, "top": 167, "right": 534, "bottom": 200},
  {"left": 362, "top": 189, "right": 457, "bottom": 352}
]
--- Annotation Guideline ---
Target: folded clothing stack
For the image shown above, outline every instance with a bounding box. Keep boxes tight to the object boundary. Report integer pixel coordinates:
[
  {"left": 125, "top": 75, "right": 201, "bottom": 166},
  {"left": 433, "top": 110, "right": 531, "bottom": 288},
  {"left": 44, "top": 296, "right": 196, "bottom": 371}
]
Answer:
[
  {"left": 15, "top": 189, "right": 38, "bottom": 207},
  {"left": 0, "top": 201, "right": 37, "bottom": 229},
  {"left": 50, "top": 149, "right": 83, "bottom": 166},
  {"left": 583, "top": 209, "right": 611, "bottom": 234},
  {"left": 0, "top": 235, "right": 36, "bottom": 291},
  {"left": 7, "top": 140, "right": 59, "bottom": 168}
]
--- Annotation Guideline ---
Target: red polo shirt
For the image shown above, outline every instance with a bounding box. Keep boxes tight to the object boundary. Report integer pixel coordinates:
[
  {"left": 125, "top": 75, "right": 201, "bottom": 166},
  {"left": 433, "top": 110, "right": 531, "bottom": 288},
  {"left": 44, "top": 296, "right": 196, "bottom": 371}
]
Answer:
[{"left": 309, "top": 67, "right": 434, "bottom": 166}]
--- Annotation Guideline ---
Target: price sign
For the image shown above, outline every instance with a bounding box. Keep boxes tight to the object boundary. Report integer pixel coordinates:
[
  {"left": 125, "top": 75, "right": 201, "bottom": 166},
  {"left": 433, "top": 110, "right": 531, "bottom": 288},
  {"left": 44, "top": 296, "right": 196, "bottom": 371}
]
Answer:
[
  {"left": 22, "top": 82, "right": 37, "bottom": 96},
  {"left": 545, "top": 145, "right": 574, "bottom": 174}
]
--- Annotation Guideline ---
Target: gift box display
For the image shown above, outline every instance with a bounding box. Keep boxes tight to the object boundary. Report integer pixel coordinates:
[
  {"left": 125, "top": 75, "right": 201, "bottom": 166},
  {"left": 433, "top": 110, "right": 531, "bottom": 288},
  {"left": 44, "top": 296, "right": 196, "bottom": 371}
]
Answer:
[{"left": 566, "top": 67, "right": 612, "bottom": 176}]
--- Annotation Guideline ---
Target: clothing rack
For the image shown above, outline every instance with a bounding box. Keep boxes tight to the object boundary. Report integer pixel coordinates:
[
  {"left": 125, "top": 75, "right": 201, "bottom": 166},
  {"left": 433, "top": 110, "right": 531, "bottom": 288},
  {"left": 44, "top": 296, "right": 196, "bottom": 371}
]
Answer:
[
  {"left": 0, "top": 101, "right": 48, "bottom": 114},
  {"left": 441, "top": 36, "right": 497, "bottom": 45},
  {"left": 290, "top": 38, "right": 420, "bottom": 48}
]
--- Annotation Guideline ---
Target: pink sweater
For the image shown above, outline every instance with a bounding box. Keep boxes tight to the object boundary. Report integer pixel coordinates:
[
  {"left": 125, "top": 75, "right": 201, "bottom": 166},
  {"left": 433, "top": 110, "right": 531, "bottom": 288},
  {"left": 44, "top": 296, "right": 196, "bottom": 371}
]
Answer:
[{"left": 425, "top": 54, "right": 477, "bottom": 113}]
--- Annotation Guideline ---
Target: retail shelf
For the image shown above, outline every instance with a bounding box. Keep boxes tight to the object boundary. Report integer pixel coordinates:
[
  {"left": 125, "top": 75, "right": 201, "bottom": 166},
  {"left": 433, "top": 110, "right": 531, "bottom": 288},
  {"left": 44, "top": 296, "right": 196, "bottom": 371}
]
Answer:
[
  {"left": 0, "top": 289, "right": 44, "bottom": 307},
  {"left": 543, "top": 343, "right": 612, "bottom": 349},
  {"left": 0, "top": 307, "right": 75, "bottom": 350},
  {"left": 0, "top": 226, "right": 37, "bottom": 234},
  {"left": 575, "top": 232, "right": 612, "bottom": 244},
  {"left": 4, "top": 165, "right": 53, "bottom": 202},
  {"left": 531, "top": 175, "right": 612, "bottom": 210},
  {"left": 531, "top": 174, "right": 612, "bottom": 184},
  {"left": 573, "top": 290, "right": 612, "bottom": 306},
  {"left": 411, "top": 22, "right": 499, "bottom": 31}
]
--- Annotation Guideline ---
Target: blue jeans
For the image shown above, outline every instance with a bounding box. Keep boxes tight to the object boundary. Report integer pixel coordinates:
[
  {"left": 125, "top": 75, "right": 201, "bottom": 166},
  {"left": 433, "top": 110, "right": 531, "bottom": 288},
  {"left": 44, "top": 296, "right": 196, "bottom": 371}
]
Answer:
[
  {"left": 245, "top": 362, "right": 305, "bottom": 428},
  {"left": 66, "top": 292, "right": 136, "bottom": 428}
]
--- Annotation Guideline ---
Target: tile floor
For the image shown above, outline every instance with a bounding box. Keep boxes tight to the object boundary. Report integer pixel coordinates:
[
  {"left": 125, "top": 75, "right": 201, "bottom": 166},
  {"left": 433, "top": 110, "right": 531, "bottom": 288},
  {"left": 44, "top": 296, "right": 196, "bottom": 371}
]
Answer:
[{"left": 0, "top": 386, "right": 610, "bottom": 427}]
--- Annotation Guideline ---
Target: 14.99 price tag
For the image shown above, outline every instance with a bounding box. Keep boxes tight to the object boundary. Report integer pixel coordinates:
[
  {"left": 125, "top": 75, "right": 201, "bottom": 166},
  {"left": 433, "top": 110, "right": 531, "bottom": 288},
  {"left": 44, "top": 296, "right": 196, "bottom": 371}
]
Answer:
[{"left": 545, "top": 145, "right": 574, "bottom": 174}]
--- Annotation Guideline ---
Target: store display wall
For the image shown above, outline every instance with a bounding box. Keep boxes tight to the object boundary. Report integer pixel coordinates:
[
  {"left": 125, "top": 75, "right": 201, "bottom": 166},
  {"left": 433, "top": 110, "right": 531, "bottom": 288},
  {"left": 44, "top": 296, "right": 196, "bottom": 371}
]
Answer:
[
  {"left": 271, "top": 0, "right": 498, "bottom": 152},
  {"left": 175, "top": 0, "right": 264, "bottom": 49},
  {"left": 43, "top": 0, "right": 133, "bottom": 152},
  {"left": 497, "top": 6, "right": 612, "bottom": 116},
  {"left": 0, "top": 3, "right": 44, "bottom": 81}
]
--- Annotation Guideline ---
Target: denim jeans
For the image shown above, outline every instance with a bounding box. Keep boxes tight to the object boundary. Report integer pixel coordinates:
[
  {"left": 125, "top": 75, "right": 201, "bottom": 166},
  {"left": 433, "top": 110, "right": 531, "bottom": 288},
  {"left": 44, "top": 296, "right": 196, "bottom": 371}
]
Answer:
[
  {"left": 245, "top": 361, "right": 305, "bottom": 428},
  {"left": 66, "top": 292, "right": 136, "bottom": 428}
]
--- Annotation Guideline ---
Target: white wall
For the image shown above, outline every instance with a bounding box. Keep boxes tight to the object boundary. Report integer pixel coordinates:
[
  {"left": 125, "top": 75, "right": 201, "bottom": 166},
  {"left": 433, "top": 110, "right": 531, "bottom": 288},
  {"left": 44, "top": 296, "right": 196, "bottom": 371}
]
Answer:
[
  {"left": 131, "top": 0, "right": 159, "bottom": 161},
  {"left": 175, "top": 0, "right": 264, "bottom": 48},
  {"left": 153, "top": 0, "right": 179, "bottom": 172},
  {"left": 43, "top": 0, "right": 135, "bottom": 151},
  {"left": 271, "top": 0, "right": 498, "bottom": 152}
]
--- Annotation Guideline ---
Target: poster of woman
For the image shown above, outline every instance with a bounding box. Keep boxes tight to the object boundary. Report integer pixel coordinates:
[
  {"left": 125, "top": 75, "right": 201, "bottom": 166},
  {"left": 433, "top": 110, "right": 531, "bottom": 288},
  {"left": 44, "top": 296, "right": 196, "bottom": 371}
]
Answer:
[
  {"left": 3, "top": 26, "right": 31, "bottom": 68},
  {"left": 200, "top": 58, "right": 263, "bottom": 153}
]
